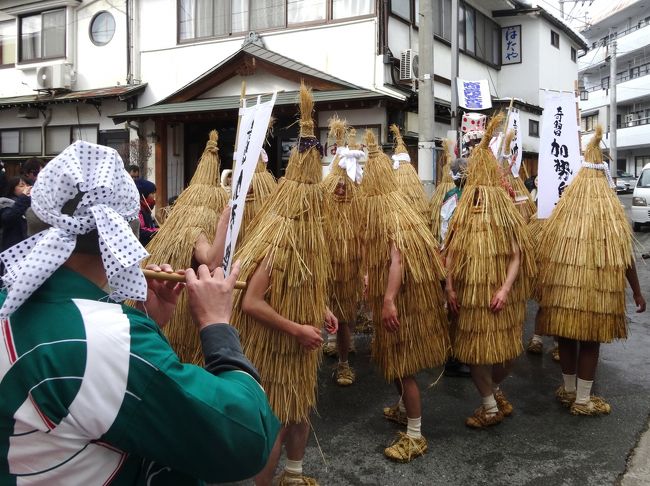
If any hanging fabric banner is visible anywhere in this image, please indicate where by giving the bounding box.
[457,79,492,110]
[508,109,523,177]
[537,92,581,219]
[222,92,277,274]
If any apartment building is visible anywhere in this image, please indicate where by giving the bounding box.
[578,0,650,177]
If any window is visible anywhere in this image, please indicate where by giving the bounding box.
[179,0,373,40]
[0,21,16,67]
[390,0,411,21]
[0,130,19,154]
[0,128,41,155]
[601,76,610,90]
[453,3,499,66]
[19,9,65,62]
[72,125,98,145]
[464,4,475,54]
[571,46,576,62]
[529,119,539,137]
[45,126,70,155]
[551,29,559,48]
[89,11,116,46]
[580,90,589,101]
[635,155,650,177]
[581,114,598,132]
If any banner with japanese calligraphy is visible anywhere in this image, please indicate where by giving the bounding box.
[222,93,277,275]
[502,25,522,65]
[507,110,523,177]
[537,92,581,219]
[457,79,492,110]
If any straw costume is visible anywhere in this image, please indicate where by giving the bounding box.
[322,117,364,386]
[390,125,429,223]
[537,126,645,415]
[500,130,537,223]
[238,148,277,246]
[230,84,332,486]
[142,130,229,364]
[429,140,456,243]
[361,129,449,462]
[444,114,535,428]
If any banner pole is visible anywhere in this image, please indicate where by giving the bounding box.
[232,81,247,175]
[497,97,515,159]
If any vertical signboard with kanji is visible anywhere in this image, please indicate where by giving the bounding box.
[502,25,522,65]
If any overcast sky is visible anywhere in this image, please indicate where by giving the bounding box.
[530,0,635,31]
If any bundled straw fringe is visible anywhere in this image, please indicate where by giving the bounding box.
[444,113,536,364]
[500,128,537,222]
[537,125,632,342]
[429,139,456,242]
[238,155,278,246]
[231,84,330,424]
[322,117,363,322]
[143,130,228,364]
[390,124,430,222]
[361,130,449,382]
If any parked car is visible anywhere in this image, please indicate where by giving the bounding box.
[615,178,631,194]
[617,170,637,193]
[631,164,650,232]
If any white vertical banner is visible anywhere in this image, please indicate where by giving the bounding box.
[537,92,581,219]
[489,134,503,159]
[508,109,523,177]
[457,79,492,110]
[222,92,277,274]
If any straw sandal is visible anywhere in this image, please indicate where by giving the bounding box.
[494,390,513,417]
[322,342,338,357]
[465,406,504,429]
[570,396,611,416]
[384,432,427,463]
[335,362,355,386]
[276,471,319,486]
[555,385,576,408]
[526,338,543,354]
[383,403,408,425]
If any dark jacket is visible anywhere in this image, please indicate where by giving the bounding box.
[0,195,30,252]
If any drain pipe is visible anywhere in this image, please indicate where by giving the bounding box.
[40,107,52,157]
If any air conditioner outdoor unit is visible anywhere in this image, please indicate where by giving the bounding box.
[36,63,73,90]
[399,49,419,81]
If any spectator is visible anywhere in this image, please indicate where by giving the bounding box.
[221,169,232,196]
[128,164,141,180]
[0,176,31,255]
[135,178,158,246]
[0,141,279,484]
[21,158,43,185]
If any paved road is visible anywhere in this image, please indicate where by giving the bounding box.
[296,194,650,486]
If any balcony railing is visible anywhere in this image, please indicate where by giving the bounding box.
[589,18,650,49]
[582,65,650,93]
[618,116,650,128]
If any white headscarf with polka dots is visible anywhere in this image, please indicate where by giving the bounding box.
[0,141,149,318]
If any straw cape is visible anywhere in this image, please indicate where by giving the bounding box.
[230,84,330,424]
[537,126,632,342]
[361,130,449,382]
[238,150,277,246]
[429,140,456,242]
[501,130,537,223]
[322,117,363,323]
[142,130,228,364]
[390,124,430,222]
[444,114,535,365]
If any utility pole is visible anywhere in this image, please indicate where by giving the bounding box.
[418,0,435,194]
[609,39,617,172]
[450,0,459,144]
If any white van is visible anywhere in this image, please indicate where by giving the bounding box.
[632,163,650,232]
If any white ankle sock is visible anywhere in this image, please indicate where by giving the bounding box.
[575,378,593,405]
[406,417,422,439]
[397,398,406,413]
[285,459,303,475]
[482,394,498,415]
[327,333,336,344]
[492,384,501,394]
[562,373,577,393]
[532,334,543,344]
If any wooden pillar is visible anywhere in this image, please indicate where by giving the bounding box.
[154,119,168,212]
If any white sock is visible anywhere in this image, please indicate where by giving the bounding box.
[482,394,498,415]
[406,416,422,439]
[532,334,543,344]
[575,378,594,405]
[562,373,577,393]
[492,384,501,394]
[397,397,406,413]
[327,332,337,344]
[285,459,303,475]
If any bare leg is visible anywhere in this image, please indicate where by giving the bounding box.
[285,421,310,462]
[558,337,578,375]
[399,376,421,418]
[254,426,286,486]
[577,341,600,381]
[470,364,493,397]
[337,322,350,363]
[492,360,514,386]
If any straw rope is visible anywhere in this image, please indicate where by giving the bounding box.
[361,130,449,382]
[537,126,632,342]
[230,84,330,424]
[142,130,229,364]
[444,114,535,365]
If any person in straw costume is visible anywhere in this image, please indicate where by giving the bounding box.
[429,139,456,243]
[444,113,535,428]
[142,130,229,364]
[500,130,537,224]
[537,125,646,416]
[321,116,364,386]
[361,129,449,462]
[390,124,429,223]
[231,83,338,486]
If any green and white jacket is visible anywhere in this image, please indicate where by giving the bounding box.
[0,267,279,485]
